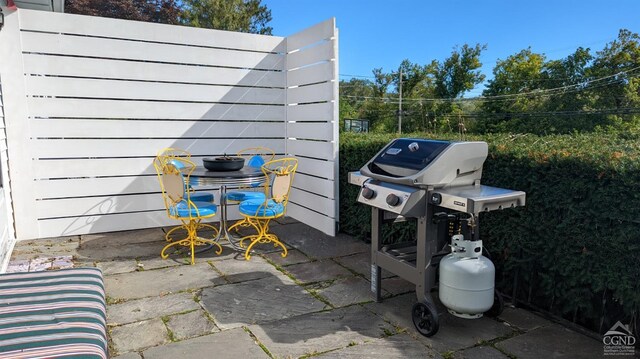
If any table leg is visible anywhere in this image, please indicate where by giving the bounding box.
[213,184,244,251]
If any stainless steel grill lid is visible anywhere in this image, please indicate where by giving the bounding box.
[360,138,488,188]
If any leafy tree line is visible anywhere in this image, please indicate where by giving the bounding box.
[341,29,640,135]
[64,0,272,34]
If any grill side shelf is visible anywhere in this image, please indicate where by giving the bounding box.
[431,185,526,214]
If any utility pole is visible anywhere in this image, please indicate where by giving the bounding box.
[398,68,403,134]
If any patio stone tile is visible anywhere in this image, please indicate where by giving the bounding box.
[107,292,199,325]
[200,275,326,330]
[110,318,169,354]
[97,260,138,276]
[261,249,312,267]
[316,276,378,307]
[248,306,397,359]
[136,256,183,271]
[76,241,164,262]
[112,352,142,359]
[454,345,509,359]
[81,228,165,247]
[315,334,441,358]
[270,222,369,260]
[333,252,394,279]
[381,276,415,297]
[284,259,353,284]
[143,328,269,359]
[364,293,514,353]
[495,325,602,359]
[498,307,553,331]
[11,237,80,260]
[210,256,283,283]
[105,263,225,300]
[165,309,219,340]
[273,216,300,225]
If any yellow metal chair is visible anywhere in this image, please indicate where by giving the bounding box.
[237,158,298,260]
[155,148,216,242]
[153,155,222,264]
[227,147,276,234]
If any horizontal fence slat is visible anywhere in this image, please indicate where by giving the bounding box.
[33,119,286,139]
[287,18,335,51]
[21,32,284,71]
[287,103,333,122]
[36,193,164,218]
[35,158,156,179]
[287,61,334,87]
[287,122,335,141]
[287,139,334,161]
[19,9,285,53]
[292,173,334,199]
[289,188,335,217]
[23,54,285,88]
[26,76,285,104]
[286,202,335,236]
[36,176,162,199]
[287,40,334,70]
[287,82,333,104]
[33,138,286,158]
[27,98,285,120]
[295,157,335,180]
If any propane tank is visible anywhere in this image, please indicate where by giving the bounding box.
[439,234,495,319]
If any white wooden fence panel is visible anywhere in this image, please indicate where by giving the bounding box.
[23,54,285,88]
[27,77,285,104]
[32,120,286,139]
[27,98,285,121]
[285,18,338,236]
[0,9,337,239]
[21,32,284,71]
[19,9,286,53]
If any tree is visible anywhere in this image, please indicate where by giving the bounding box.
[433,44,487,99]
[65,0,182,24]
[182,0,273,34]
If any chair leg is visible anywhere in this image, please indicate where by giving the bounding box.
[161,219,223,265]
[243,218,287,261]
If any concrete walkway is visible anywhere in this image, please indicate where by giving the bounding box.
[9,219,604,359]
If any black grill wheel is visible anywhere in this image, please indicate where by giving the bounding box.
[411,301,439,337]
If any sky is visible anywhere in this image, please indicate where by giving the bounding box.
[264,0,640,95]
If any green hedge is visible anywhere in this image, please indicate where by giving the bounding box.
[338,132,640,333]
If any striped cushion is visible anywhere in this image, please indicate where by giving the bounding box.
[0,268,107,359]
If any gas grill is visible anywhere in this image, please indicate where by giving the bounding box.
[349,138,526,337]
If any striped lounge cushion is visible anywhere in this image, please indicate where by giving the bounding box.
[0,268,107,359]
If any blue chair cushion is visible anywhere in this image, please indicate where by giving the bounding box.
[247,155,265,168]
[239,199,285,217]
[170,201,217,218]
[190,192,214,202]
[226,191,266,202]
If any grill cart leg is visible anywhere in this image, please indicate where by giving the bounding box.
[371,208,383,302]
[413,210,440,337]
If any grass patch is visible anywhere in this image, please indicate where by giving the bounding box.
[161,316,178,342]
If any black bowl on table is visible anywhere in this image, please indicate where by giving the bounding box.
[203,156,245,171]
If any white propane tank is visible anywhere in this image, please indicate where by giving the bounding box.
[439,234,495,319]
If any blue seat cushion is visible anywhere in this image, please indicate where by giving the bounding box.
[170,200,217,218]
[190,192,214,202]
[239,199,285,217]
[226,191,266,202]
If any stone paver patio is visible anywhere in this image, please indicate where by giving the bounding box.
[9,219,604,359]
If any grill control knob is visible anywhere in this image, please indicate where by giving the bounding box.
[386,194,402,206]
[361,187,376,200]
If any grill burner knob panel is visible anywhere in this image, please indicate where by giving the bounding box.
[386,194,402,206]
[362,187,376,200]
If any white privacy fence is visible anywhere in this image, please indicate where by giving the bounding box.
[0,8,338,243]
